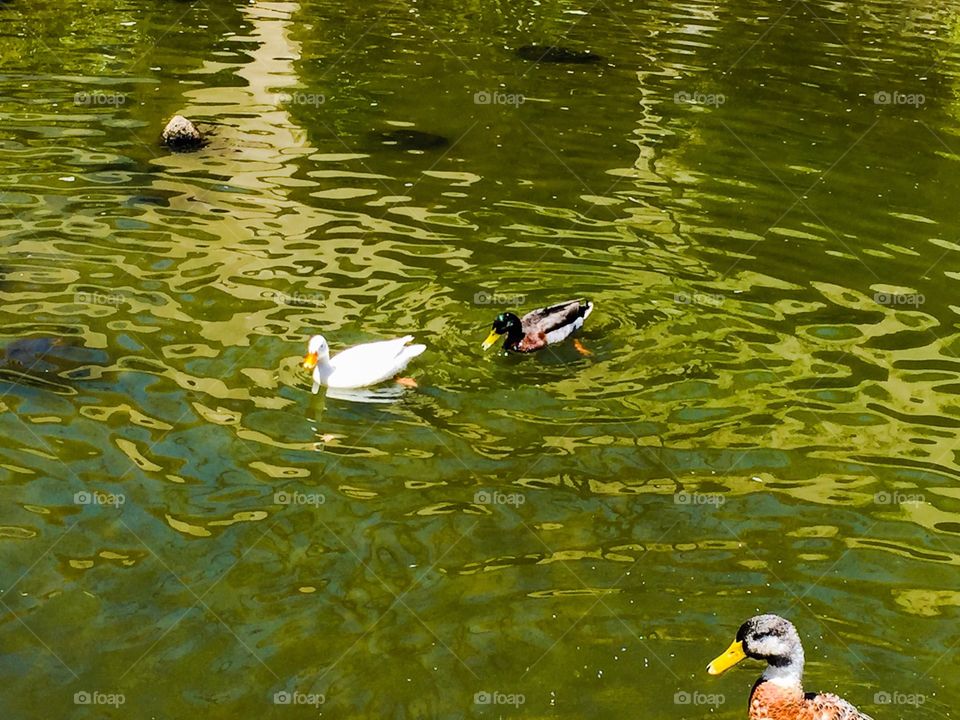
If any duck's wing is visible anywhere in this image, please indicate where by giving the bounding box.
[520,299,593,345]
[328,337,425,388]
[805,692,873,720]
[331,337,414,365]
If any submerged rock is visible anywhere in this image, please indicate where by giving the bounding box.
[515,45,605,64]
[374,129,449,151]
[161,115,205,151]
[0,336,107,378]
[124,194,171,208]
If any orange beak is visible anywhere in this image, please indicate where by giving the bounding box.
[303,352,318,371]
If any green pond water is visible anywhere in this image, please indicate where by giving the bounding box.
[1,0,959,717]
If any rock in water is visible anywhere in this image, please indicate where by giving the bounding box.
[161,115,204,151]
[0,336,107,377]
[515,45,605,64]
[374,129,449,151]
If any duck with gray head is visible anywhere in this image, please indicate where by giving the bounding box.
[707,614,874,720]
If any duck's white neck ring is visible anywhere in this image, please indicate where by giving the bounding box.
[761,657,804,688]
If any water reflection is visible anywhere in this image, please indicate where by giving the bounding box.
[324,385,409,404]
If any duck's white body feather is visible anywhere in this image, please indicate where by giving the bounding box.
[543,301,592,345]
[310,335,425,391]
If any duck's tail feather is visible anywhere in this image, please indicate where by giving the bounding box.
[403,343,427,360]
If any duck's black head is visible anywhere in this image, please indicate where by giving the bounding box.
[482,312,522,350]
[492,312,521,334]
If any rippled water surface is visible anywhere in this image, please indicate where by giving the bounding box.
[1,0,959,717]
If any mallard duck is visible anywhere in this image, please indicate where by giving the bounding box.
[481,299,593,353]
[707,614,874,720]
[302,335,425,392]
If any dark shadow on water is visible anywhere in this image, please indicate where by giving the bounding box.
[369,129,450,151]
[514,44,606,64]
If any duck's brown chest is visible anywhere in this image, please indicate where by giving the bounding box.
[749,683,856,720]
[749,682,806,720]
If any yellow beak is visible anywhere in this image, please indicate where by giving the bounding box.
[707,639,747,675]
[303,352,318,371]
[481,330,500,351]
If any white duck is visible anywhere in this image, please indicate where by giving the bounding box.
[302,334,426,392]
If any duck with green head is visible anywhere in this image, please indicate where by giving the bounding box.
[481,299,593,353]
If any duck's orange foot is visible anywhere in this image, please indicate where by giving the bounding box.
[573,339,592,356]
[396,376,418,388]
